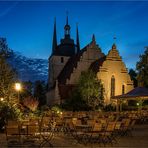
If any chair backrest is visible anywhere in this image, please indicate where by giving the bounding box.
[29,119,39,126]
[56,118,63,126]
[93,123,102,132]
[28,124,39,135]
[7,120,19,126]
[76,119,82,125]
[41,116,51,127]
[5,121,20,141]
[68,122,75,131]
[6,125,20,135]
[65,118,72,124]
[130,120,136,128]
[114,122,122,130]
[100,119,107,125]
[72,118,78,125]
[106,122,116,132]
[122,118,131,127]
[87,120,95,126]
[6,120,20,134]
[50,121,56,132]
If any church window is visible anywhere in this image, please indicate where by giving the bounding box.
[61,57,64,63]
[122,85,125,94]
[111,75,115,97]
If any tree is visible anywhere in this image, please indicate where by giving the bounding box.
[0,38,13,58]
[21,81,33,99]
[0,38,22,130]
[78,70,104,110]
[62,88,90,111]
[129,68,138,87]
[23,96,39,112]
[136,47,148,87]
[34,81,47,107]
[0,38,17,103]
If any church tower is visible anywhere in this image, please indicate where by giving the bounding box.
[48,15,79,90]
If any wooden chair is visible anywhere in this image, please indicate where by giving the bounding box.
[99,121,116,146]
[120,118,131,136]
[22,122,40,145]
[5,120,21,144]
[84,123,103,144]
[39,121,56,147]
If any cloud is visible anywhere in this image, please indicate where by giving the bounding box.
[0,2,19,18]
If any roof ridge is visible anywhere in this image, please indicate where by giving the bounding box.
[58,47,87,84]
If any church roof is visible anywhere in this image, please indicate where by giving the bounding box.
[58,45,88,84]
[51,16,79,57]
[106,43,122,61]
[57,35,106,85]
[53,42,76,56]
[112,87,148,100]
[89,56,106,73]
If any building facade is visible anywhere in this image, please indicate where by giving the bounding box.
[46,17,133,105]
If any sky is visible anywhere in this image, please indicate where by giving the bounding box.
[0,1,148,70]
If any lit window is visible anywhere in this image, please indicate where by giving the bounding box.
[111,75,115,97]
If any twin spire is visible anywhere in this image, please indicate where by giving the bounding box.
[52,18,57,54]
[52,14,80,54]
[76,23,80,52]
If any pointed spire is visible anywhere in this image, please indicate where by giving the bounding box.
[76,23,80,53]
[112,36,117,49]
[66,11,69,25]
[92,34,95,42]
[52,17,57,54]
[64,11,70,37]
[112,43,116,49]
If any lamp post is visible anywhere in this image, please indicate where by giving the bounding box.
[15,83,21,102]
[0,97,4,102]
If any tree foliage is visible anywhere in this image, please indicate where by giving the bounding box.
[136,47,148,87]
[128,68,138,87]
[0,38,13,58]
[23,96,39,112]
[78,70,104,110]
[0,38,22,130]
[62,88,90,111]
[0,38,17,103]
[34,80,47,107]
[21,81,33,99]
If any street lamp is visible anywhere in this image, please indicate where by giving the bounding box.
[15,82,21,102]
[0,97,4,101]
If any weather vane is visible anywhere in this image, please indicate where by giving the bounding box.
[113,36,117,43]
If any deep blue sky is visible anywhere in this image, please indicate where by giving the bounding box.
[0,1,148,69]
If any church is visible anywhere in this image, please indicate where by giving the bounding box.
[46,16,133,106]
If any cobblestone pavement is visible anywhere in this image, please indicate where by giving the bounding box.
[0,124,148,148]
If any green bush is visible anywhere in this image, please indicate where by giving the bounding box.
[104,104,116,112]
[0,102,23,132]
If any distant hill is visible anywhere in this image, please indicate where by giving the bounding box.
[7,52,48,82]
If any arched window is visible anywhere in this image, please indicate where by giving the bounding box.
[122,85,125,94]
[111,75,115,97]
